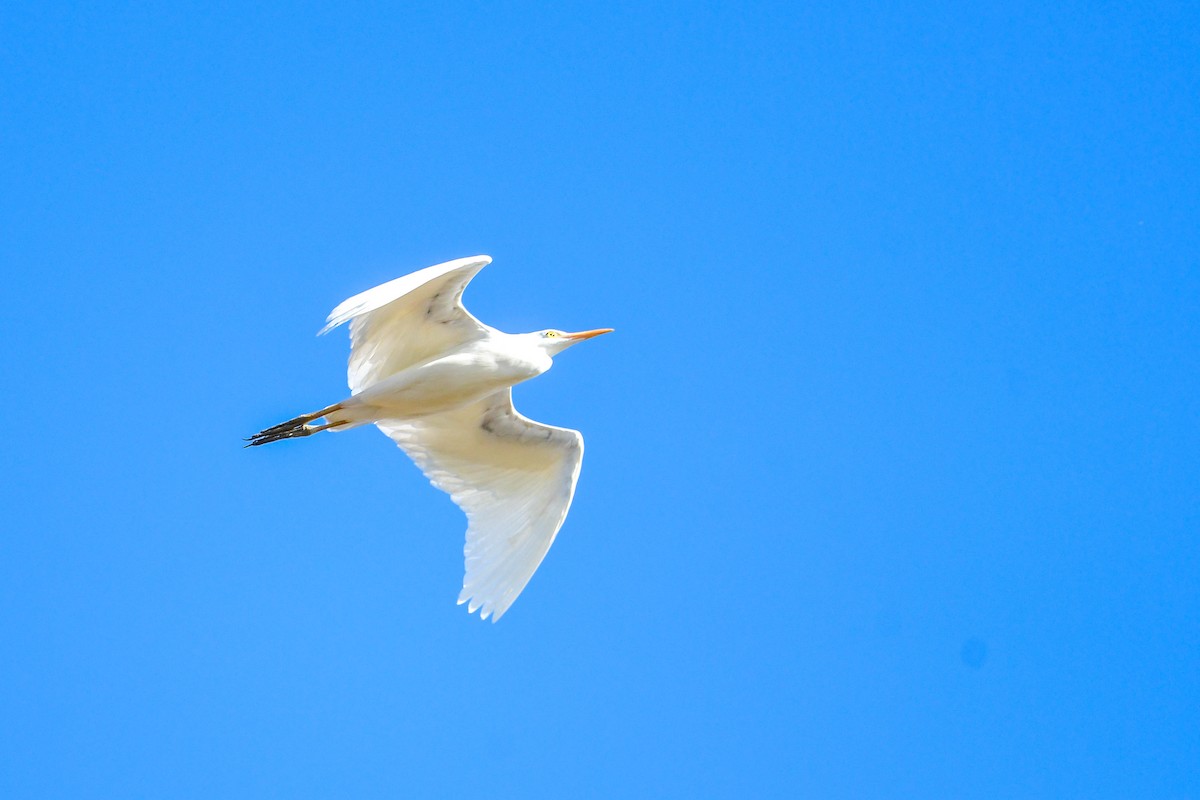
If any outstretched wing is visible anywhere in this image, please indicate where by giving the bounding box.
[320,255,493,394]
[375,389,585,621]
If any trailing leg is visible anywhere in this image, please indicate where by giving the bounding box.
[244,403,344,447]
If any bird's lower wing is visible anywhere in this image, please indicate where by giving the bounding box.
[375,390,584,621]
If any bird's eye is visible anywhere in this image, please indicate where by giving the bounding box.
[543,331,558,338]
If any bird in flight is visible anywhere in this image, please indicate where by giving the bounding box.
[247,255,612,621]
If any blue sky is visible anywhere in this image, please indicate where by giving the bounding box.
[2,1,1197,797]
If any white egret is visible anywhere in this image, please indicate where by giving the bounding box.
[247,256,612,621]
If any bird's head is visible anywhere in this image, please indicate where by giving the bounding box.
[532,327,614,355]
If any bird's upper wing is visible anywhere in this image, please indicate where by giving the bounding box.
[375,389,585,621]
[319,256,493,394]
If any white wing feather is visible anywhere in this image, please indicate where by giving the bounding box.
[320,255,493,394]
[376,390,584,621]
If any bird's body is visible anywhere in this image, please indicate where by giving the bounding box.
[333,332,551,424]
[247,256,611,621]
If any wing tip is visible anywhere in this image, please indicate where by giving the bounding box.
[442,254,492,272]
[458,591,510,622]
[318,299,359,335]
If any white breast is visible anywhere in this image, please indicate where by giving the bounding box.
[351,338,549,418]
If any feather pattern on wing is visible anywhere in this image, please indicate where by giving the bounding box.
[320,256,493,394]
[375,389,584,621]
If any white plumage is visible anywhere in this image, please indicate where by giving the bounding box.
[248,255,612,621]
